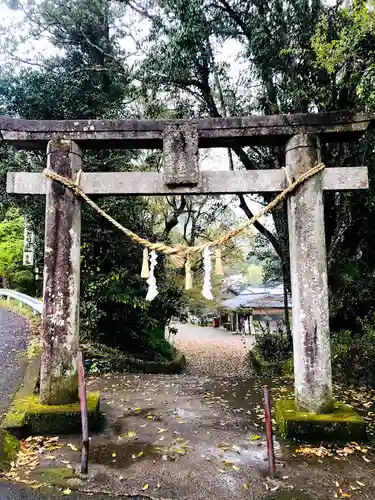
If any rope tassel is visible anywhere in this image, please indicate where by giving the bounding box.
[146,251,158,301]
[215,248,224,276]
[185,255,193,290]
[141,248,149,278]
[202,247,213,300]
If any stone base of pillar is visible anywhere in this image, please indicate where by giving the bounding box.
[40,374,79,406]
[2,357,101,436]
[275,399,366,443]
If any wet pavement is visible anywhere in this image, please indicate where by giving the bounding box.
[7,372,372,500]
[1,322,375,499]
[0,480,144,499]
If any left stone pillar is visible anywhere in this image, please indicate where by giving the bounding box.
[40,140,81,405]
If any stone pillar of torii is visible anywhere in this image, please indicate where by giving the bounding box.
[3,112,369,408]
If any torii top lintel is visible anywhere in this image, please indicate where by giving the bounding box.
[0,111,374,150]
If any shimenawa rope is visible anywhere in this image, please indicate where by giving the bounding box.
[42,162,325,268]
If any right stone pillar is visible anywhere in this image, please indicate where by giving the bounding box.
[286,134,333,413]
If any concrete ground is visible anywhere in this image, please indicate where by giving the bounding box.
[5,323,373,500]
[2,321,375,499]
[0,480,143,499]
[18,371,374,500]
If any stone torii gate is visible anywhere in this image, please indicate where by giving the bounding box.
[3,112,369,416]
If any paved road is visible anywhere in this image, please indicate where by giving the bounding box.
[172,322,253,341]
[0,308,28,419]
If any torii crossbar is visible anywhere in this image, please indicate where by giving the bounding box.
[2,111,370,410]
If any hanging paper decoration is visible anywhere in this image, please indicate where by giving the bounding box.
[141,247,149,278]
[185,255,193,290]
[202,247,213,300]
[145,250,158,301]
[215,248,224,276]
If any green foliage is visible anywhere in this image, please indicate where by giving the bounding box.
[253,332,292,363]
[3,0,375,361]
[312,0,375,110]
[245,264,263,286]
[0,208,34,292]
[134,0,375,335]
[0,0,186,361]
[331,314,375,386]
[82,340,184,375]
[249,350,293,377]
[145,327,175,361]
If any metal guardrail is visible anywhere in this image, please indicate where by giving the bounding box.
[0,288,43,315]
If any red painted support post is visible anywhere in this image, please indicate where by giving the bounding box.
[77,351,89,474]
[263,385,276,477]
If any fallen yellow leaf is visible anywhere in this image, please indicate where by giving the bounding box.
[243,483,249,490]
[142,483,149,491]
[126,431,137,438]
[62,488,72,495]
[250,435,261,441]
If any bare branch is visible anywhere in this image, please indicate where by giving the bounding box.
[238,194,283,258]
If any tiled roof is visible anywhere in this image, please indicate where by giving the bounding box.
[220,292,291,310]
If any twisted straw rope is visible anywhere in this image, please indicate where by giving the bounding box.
[43,162,325,267]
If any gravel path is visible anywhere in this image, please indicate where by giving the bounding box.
[0,308,28,419]
[173,323,253,377]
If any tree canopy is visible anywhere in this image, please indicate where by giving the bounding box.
[0,0,375,343]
